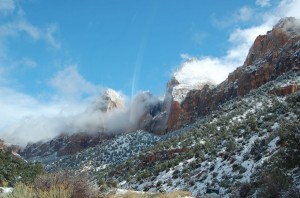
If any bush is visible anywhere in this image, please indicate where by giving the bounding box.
[286,91,300,107]
[278,121,300,168]
[32,172,98,198]
[282,187,300,198]
[258,168,292,198]
[239,183,252,198]
[0,150,44,187]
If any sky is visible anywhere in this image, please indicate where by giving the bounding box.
[1,0,300,145]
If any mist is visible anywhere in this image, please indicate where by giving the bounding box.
[2,90,162,147]
[279,17,300,34]
[0,66,162,147]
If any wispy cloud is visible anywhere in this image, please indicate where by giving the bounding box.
[45,24,61,49]
[0,0,15,13]
[256,0,271,7]
[49,66,101,99]
[235,6,253,22]
[0,1,61,49]
[0,19,61,49]
[212,6,254,28]
[192,32,208,45]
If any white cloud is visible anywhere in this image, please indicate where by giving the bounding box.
[0,19,61,48]
[17,20,41,40]
[0,0,15,13]
[49,65,101,99]
[256,0,271,7]
[0,87,60,131]
[0,77,161,146]
[45,24,61,49]
[175,0,300,87]
[236,6,253,22]
[277,0,300,18]
[0,67,103,146]
[174,57,234,85]
[212,6,254,28]
[19,58,37,69]
[192,32,208,45]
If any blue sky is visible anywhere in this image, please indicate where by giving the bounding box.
[1,0,300,144]
[1,0,273,97]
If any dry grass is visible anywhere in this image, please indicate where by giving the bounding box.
[2,182,71,198]
[109,190,192,198]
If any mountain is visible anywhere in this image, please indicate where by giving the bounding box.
[15,17,300,197]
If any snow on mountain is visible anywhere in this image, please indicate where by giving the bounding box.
[88,88,124,113]
[170,58,217,103]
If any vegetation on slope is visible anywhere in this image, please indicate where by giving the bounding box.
[0,148,43,187]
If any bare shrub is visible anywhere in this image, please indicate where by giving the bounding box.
[33,171,98,198]
[239,182,252,198]
[258,168,292,198]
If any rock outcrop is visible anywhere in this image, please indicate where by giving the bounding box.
[269,84,300,96]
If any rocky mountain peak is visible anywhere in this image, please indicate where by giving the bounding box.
[90,88,124,113]
[273,17,300,36]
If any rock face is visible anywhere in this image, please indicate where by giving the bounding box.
[165,76,215,132]
[269,84,300,96]
[158,17,300,132]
